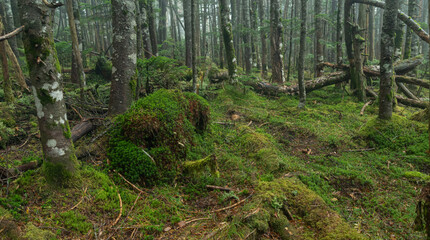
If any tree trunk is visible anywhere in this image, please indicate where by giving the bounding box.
[379,0,399,120]
[298,0,307,108]
[315,0,323,77]
[19,0,79,186]
[5,40,28,92]
[337,0,344,65]
[0,17,13,104]
[109,0,137,115]
[270,0,285,84]
[219,0,238,83]
[368,6,375,61]
[3,0,19,62]
[140,0,152,59]
[147,0,158,56]
[242,0,252,74]
[258,0,268,77]
[66,0,86,99]
[191,0,197,92]
[158,0,167,45]
[184,0,192,67]
[286,1,295,82]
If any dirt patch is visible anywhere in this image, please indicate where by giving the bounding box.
[330,176,372,200]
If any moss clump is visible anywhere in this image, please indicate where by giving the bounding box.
[62,122,72,139]
[57,211,92,234]
[184,154,219,177]
[359,115,428,154]
[24,223,56,240]
[109,89,211,185]
[404,171,430,181]
[107,140,157,185]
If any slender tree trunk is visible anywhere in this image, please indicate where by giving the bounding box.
[315,0,323,77]
[109,0,137,115]
[379,0,399,120]
[191,0,197,92]
[66,0,86,99]
[158,0,167,45]
[184,0,192,67]
[0,17,13,104]
[337,0,344,65]
[298,0,307,108]
[258,0,268,77]
[219,0,238,83]
[147,0,158,56]
[3,0,19,62]
[286,1,294,82]
[270,0,285,84]
[201,0,208,57]
[140,0,152,59]
[368,6,375,61]
[242,0,252,73]
[19,0,79,186]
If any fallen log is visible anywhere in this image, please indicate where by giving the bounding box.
[319,57,423,77]
[0,161,38,181]
[247,71,349,96]
[62,68,92,74]
[396,96,428,109]
[397,82,419,101]
[71,120,96,142]
[396,76,430,89]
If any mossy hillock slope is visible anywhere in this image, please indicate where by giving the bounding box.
[108,89,211,185]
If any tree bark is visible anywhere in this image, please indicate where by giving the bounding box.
[158,0,167,45]
[184,0,192,67]
[147,0,158,56]
[219,0,238,83]
[270,0,285,84]
[298,0,307,108]
[242,0,252,74]
[191,0,197,92]
[66,0,86,99]
[0,17,13,103]
[258,0,268,77]
[19,0,79,185]
[109,0,137,115]
[5,40,28,92]
[379,0,399,120]
[315,0,323,77]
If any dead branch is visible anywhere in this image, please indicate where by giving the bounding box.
[70,187,88,210]
[0,26,24,42]
[360,101,373,116]
[211,193,253,213]
[110,193,123,228]
[206,185,234,192]
[113,170,149,194]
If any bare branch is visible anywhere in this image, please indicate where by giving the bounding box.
[0,26,24,42]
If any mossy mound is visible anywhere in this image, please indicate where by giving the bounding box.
[245,178,365,240]
[0,104,17,149]
[359,115,428,155]
[109,89,210,185]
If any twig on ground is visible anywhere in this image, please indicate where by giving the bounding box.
[211,193,253,213]
[110,193,123,227]
[206,185,234,192]
[345,148,376,152]
[244,229,256,239]
[201,222,228,240]
[71,105,84,120]
[113,170,149,194]
[142,149,156,165]
[70,187,88,210]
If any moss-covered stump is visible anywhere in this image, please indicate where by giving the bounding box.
[241,178,365,240]
[359,114,428,155]
[108,89,210,185]
[94,56,112,81]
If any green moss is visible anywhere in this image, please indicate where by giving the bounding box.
[403,171,430,181]
[24,223,56,240]
[58,211,92,234]
[108,89,211,184]
[359,115,428,154]
[184,154,219,177]
[43,161,78,187]
[62,122,72,139]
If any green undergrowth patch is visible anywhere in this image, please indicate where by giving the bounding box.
[359,114,428,155]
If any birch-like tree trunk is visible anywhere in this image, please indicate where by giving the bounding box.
[242,0,252,74]
[19,0,79,185]
[219,0,238,83]
[258,0,268,77]
[109,0,137,115]
[315,0,323,77]
[270,0,285,84]
[379,0,399,120]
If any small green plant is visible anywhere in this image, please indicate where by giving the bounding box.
[58,211,92,234]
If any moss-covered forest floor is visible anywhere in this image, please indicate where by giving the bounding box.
[0,76,429,239]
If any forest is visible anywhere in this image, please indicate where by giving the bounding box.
[0,0,430,239]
